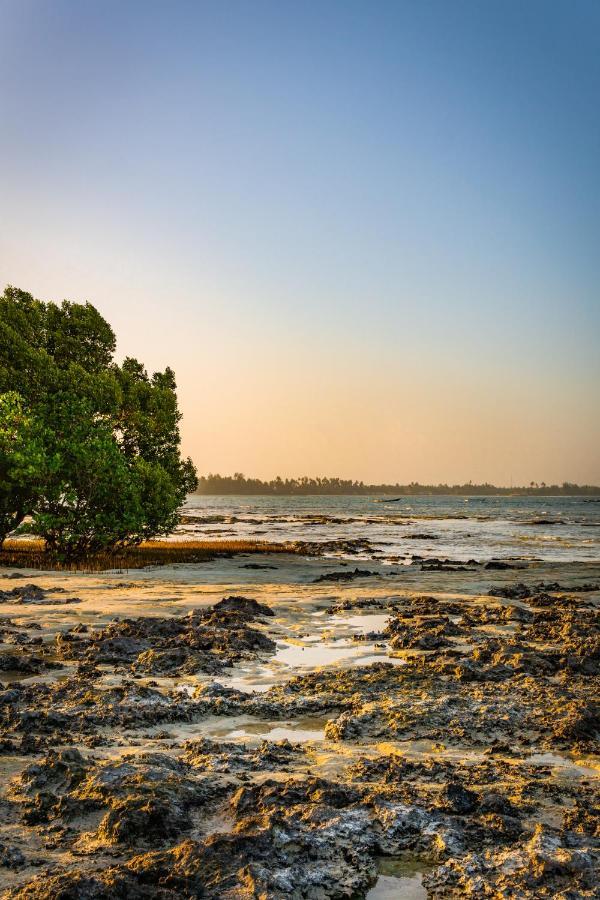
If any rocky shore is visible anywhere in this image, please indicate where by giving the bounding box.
[0,553,598,898]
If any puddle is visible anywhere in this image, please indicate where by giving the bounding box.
[214,675,274,694]
[354,653,406,667]
[329,613,390,633]
[223,724,324,743]
[214,634,405,693]
[525,752,599,777]
[274,641,368,668]
[372,740,483,763]
[143,715,327,745]
[0,670,38,683]
[273,640,407,669]
[367,857,430,899]
[212,716,327,743]
[198,809,235,837]
[367,874,426,899]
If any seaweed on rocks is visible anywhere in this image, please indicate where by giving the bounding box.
[0,585,81,606]
[314,568,377,583]
[50,597,277,676]
[1,566,600,898]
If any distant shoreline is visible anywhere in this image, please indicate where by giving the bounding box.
[194,478,600,498]
[194,492,600,497]
[193,492,600,497]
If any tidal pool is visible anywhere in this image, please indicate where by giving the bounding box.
[366,856,430,899]
[273,639,405,669]
[525,752,599,777]
[328,613,390,633]
[223,724,325,743]
[213,670,276,693]
[274,640,372,668]
[355,654,406,666]
[217,716,327,743]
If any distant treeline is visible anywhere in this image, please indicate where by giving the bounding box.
[196,474,600,496]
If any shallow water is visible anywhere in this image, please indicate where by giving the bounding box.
[213,671,276,693]
[366,857,430,899]
[180,494,600,562]
[357,654,406,666]
[329,613,390,633]
[214,634,403,695]
[525,752,599,777]
[274,640,373,668]
[366,873,426,899]
[221,722,325,743]
[213,651,405,700]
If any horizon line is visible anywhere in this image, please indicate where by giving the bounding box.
[195,474,600,492]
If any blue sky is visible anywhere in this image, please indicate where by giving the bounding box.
[1,0,598,482]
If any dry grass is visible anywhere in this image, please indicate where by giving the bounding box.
[0,538,292,572]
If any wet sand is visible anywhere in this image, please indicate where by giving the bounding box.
[0,553,598,897]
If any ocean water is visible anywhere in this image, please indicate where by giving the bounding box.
[179,495,600,563]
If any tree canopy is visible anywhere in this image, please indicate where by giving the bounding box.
[0,286,197,559]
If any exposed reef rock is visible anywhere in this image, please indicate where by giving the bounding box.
[314,568,377,583]
[51,596,276,676]
[0,570,599,898]
[0,585,81,606]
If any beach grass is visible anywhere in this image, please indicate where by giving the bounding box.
[0,538,292,572]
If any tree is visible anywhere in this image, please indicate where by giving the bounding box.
[0,393,47,545]
[32,398,144,559]
[0,286,197,560]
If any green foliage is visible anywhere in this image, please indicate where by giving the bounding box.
[44,299,116,372]
[0,285,197,559]
[0,392,47,543]
[34,398,144,558]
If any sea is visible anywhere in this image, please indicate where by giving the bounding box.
[179,494,600,563]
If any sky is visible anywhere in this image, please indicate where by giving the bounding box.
[1,0,599,485]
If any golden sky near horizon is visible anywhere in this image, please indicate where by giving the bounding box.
[176,336,599,486]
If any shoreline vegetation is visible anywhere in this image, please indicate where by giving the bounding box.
[0,538,292,572]
[1,286,197,563]
[196,474,600,496]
